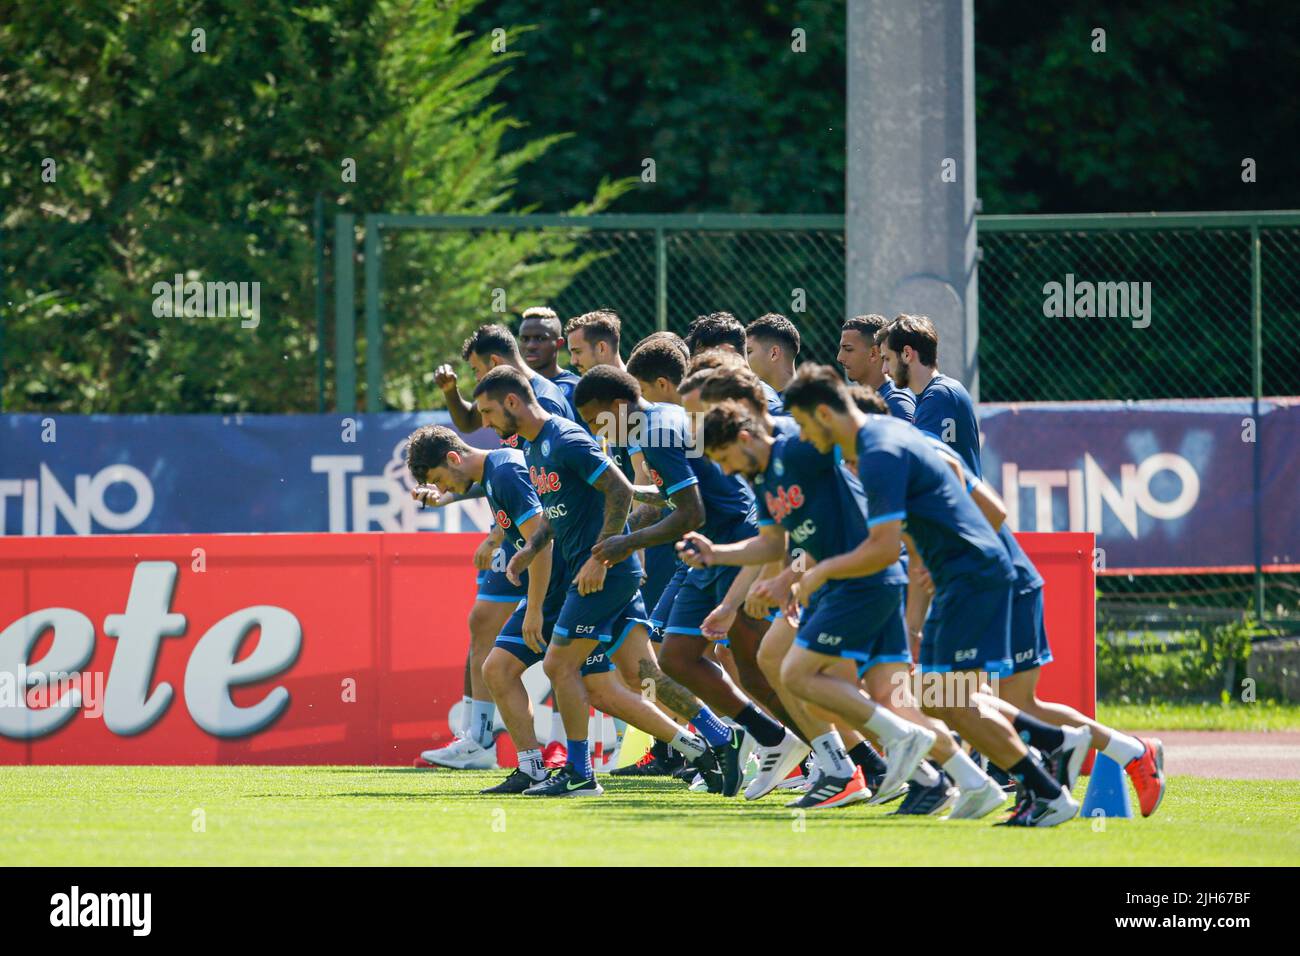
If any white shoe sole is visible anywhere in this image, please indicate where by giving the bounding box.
[876,728,936,800]
[419,749,497,770]
[1032,793,1080,827]
[745,738,813,801]
[946,781,1010,820]
[866,779,910,806]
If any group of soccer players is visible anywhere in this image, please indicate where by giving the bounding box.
[405,307,1166,826]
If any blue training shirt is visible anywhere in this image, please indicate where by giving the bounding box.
[879,379,916,423]
[854,415,1012,591]
[626,402,757,546]
[761,381,785,416]
[755,433,906,586]
[480,446,570,587]
[545,368,582,408]
[524,415,641,577]
[912,372,981,480]
[915,431,1042,593]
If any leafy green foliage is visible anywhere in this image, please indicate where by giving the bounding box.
[0,0,626,412]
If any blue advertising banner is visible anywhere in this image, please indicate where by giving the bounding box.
[3,400,1297,571]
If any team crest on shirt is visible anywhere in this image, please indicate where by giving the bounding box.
[541,439,552,457]
[764,484,804,522]
[484,480,493,497]
[773,457,785,477]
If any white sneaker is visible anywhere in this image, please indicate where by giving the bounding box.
[866,778,911,806]
[1049,725,1092,794]
[945,777,1010,820]
[688,772,709,792]
[419,734,497,770]
[744,731,813,801]
[1001,788,1081,827]
[875,726,936,800]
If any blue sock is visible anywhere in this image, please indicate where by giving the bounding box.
[568,739,592,779]
[692,706,733,747]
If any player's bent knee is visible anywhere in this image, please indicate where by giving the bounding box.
[482,649,521,691]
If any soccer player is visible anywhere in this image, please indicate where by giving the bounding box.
[628,337,690,406]
[879,317,1167,817]
[472,366,722,797]
[837,314,915,422]
[564,309,627,375]
[880,314,976,466]
[564,311,678,650]
[518,306,581,405]
[571,365,802,797]
[744,313,800,396]
[684,312,784,414]
[694,400,1009,816]
[782,366,1080,826]
[423,323,578,768]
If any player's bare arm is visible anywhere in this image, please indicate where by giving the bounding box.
[594,483,704,566]
[435,363,482,432]
[508,512,554,582]
[473,525,505,571]
[574,463,633,595]
[793,518,901,604]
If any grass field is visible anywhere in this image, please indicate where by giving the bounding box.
[2,765,1297,866]
[1096,700,1300,732]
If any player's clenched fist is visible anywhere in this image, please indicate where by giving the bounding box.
[574,556,608,595]
[472,535,498,571]
[412,484,448,508]
[433,363,459,391]
[676,531,713,569]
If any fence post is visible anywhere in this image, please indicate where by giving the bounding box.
[334,214,357,414]
[655,227,667,331]
[1251,224,1264,621]
[364,215,383,412]
[314,194,326,413]
[0,227,5,412]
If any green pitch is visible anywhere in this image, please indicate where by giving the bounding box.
[2,766,1297,866]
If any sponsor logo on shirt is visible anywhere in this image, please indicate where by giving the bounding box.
[494,509,512,530]
[763,484,805,523]
[530,466,563,495]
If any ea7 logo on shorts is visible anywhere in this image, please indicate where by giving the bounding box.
[575,624,596,634]
[494,509,512,530]
[585,651,606,667]
[1015,649,1035,663]
[815,632,842,646]
[763,484,804,523]
[954,648,978,662]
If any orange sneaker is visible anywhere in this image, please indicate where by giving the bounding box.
[542,741,568,769]
[1125,738,1166,817]
[788,766,871,810]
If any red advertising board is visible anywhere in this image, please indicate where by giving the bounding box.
[0,532,1094,765]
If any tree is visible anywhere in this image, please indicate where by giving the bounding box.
[0,0,627,412]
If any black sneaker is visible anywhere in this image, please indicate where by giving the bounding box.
[995,789,1079,827]
[610,748,686,777]
[480,768,545,795]
[523,766,604,797]
[891,772,960,816]
[710,729,748,798]
[690,749,724,794]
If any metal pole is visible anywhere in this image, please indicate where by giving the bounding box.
[0,228,5,412]
[655,228,667,331]
[314,194,326,413]
[847,0,979,394]
[334,214,357,414]
[364,216,383,412]
[1251,225,1264,621]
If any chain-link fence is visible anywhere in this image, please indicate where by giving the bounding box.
[337,211,1300,637]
